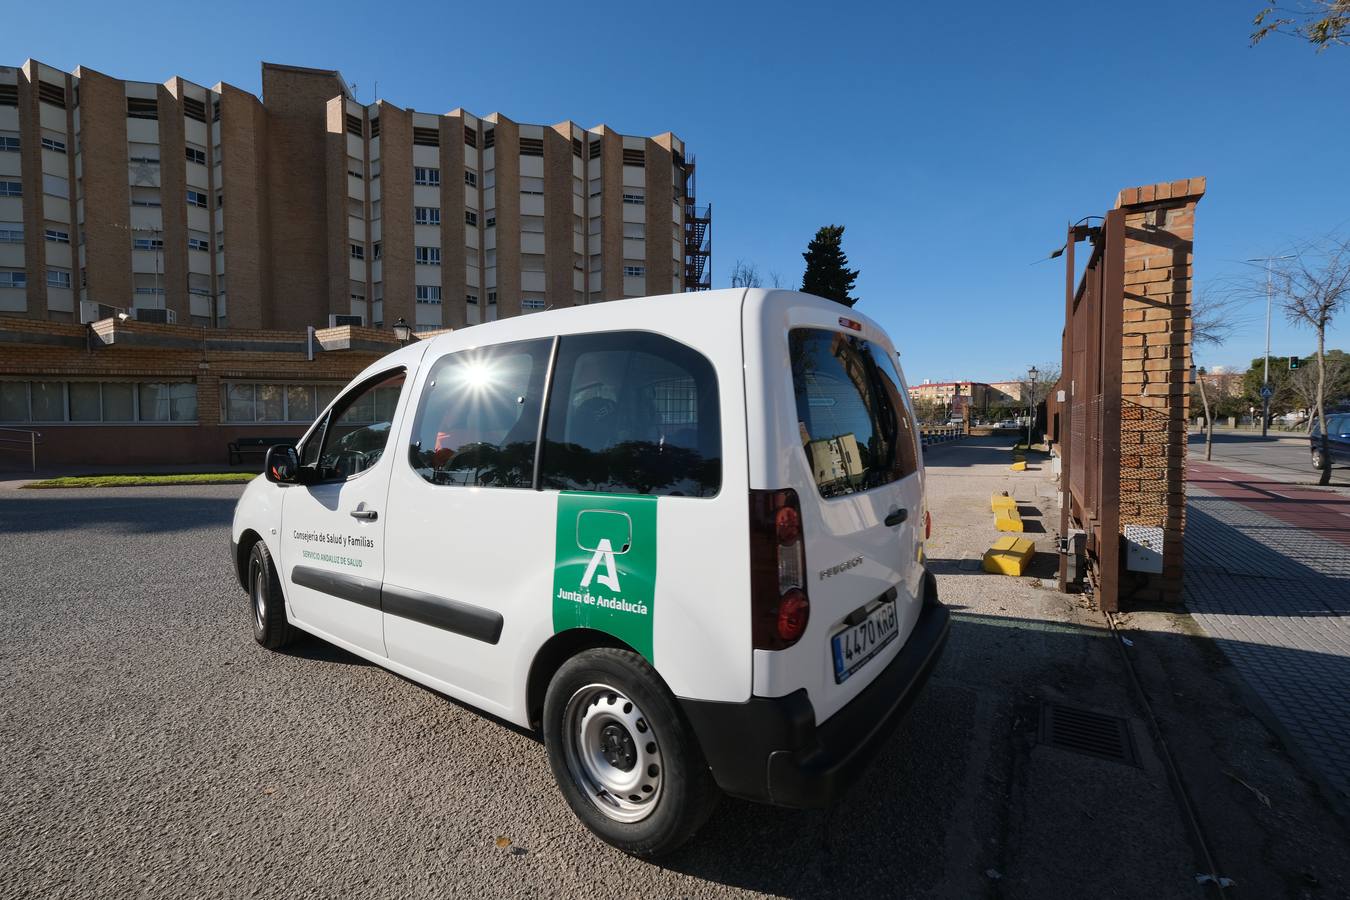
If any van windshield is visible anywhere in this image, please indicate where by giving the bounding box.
[789,328,919,498]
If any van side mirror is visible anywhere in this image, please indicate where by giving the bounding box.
[264,444,302,484]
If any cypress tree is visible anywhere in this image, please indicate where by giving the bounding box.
[800,225,860,307]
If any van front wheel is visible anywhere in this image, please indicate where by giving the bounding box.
[543,648,718,857]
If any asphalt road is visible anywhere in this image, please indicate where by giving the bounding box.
[0,484,979,899]
[1189,428,1348,485]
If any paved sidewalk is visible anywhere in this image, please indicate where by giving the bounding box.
[1185,458,1350,811]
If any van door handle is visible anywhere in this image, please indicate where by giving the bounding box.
[350,508,378,521]
[884,508,908,527]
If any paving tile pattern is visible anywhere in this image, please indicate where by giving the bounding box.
[1185,486,1350,807]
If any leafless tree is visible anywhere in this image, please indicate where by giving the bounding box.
[729,259,762,289]
[1269,236,1350,484]
[1191,286,1245,460]
[1252,1,1349,50]
[768,271,792,289]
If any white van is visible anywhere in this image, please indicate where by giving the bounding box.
[230,288,949,856]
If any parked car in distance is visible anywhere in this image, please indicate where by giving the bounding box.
[231,288,950,857]
[994,420,1021,431]
[1310,413,1350,472]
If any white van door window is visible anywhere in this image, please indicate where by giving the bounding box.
[789,329,917,497]
[540,331,721,498]
[281,369,407,657]
[406,339,552,487]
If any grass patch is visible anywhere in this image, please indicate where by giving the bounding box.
[24,473,256,489]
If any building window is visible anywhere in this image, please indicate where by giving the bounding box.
[215,191,223,208]
[186,190,208,208]
[222,382,339,424]
[588,140,602,160]
[464,169,477,187]
[41,136,66,153]
[185,146,206,165]
[623,222,645,240]
[182,96,207,123]
[485,212,496,229]
[0,85,17,107]
[487,291,497,304]
[345,113,363,136]
[414,206,441,226]
[622,148,645,167]
[484,170,496,189]
[464,127,478,148]
[520,176,545,196]
[128,152,159,165]
[483,128,495,149]
[623,190,645,205]
[0,136,19,153]
[521,215,544,234]
[519,137,544,157]
[416,285,442,304]
[465,210,478,227]
[45,228,71,244]
[416,246,441,266]
[369,117,380,138]
[521,298,546,311]
[126,97,158,120]
[624,266,646,277]
[522,253,545,272]
[0,271,26,288]
[188,237,209,252]
[0,380,198,424]
[373,242,382,260]
[47,269,72,288]
[132,237,163,251]
[414,166,440,186]
[0,224,22,243]
[413,126,440,147]
[0,180,20,197]
[348,166,364,180]
[350,243,365,260]
[465,293,478,305]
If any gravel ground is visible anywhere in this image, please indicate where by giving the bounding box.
[0,484,985,899]
[5,444,1342,898]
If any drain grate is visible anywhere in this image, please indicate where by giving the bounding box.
[1038,703,1137,766]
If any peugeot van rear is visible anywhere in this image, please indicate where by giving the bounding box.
[230,288,948,857]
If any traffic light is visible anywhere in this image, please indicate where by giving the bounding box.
[1289,356,1301,370]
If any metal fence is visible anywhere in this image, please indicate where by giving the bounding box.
[1058,210,1125,611]
[0,427,42,473]
[920,425,966,447]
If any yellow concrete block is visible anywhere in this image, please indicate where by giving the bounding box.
[1010,460,1027,472]
[995,512,1024,532]
[991,492,1017,512]
[983,536,1036,576]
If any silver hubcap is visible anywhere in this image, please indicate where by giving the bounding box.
[251,564,266,632]
[562,683,663,823]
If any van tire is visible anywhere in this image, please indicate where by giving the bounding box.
[247,541,295,650]
[543,647,719,857]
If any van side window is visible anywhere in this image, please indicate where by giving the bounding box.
[789,329,916,497]
[407,338,552,487]
[540,331,721,497]
[309,370,406,482]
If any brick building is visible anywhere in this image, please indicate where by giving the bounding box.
[0,59,710,469]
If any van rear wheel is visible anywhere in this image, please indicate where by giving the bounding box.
[543,647,718,857]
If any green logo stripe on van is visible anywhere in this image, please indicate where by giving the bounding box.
[552,492,657,662]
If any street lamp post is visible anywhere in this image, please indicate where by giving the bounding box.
[1247,254,1296,438]
[1026,366,1039,448]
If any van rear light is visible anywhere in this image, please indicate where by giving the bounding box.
[750,489,810,650]
[838,316,862,332]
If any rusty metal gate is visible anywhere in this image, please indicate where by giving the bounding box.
[1058,210,1124,611]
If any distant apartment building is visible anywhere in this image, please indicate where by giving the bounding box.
[0,59,711,331]
[906,380,1029,417]
[0,59,712,468]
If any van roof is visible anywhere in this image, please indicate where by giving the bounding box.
[421,288,887,355]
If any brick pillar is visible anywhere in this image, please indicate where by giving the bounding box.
[1116,177,1205,604]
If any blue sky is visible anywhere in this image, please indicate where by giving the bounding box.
[8,0,1349,382]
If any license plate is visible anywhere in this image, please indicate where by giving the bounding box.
[831,602,899,684]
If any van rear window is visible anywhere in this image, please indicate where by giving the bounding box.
[789,328,919,497]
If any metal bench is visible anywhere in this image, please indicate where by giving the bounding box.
[228,437,292,466]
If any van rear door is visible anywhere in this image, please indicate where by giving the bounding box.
[744,293,926,725]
